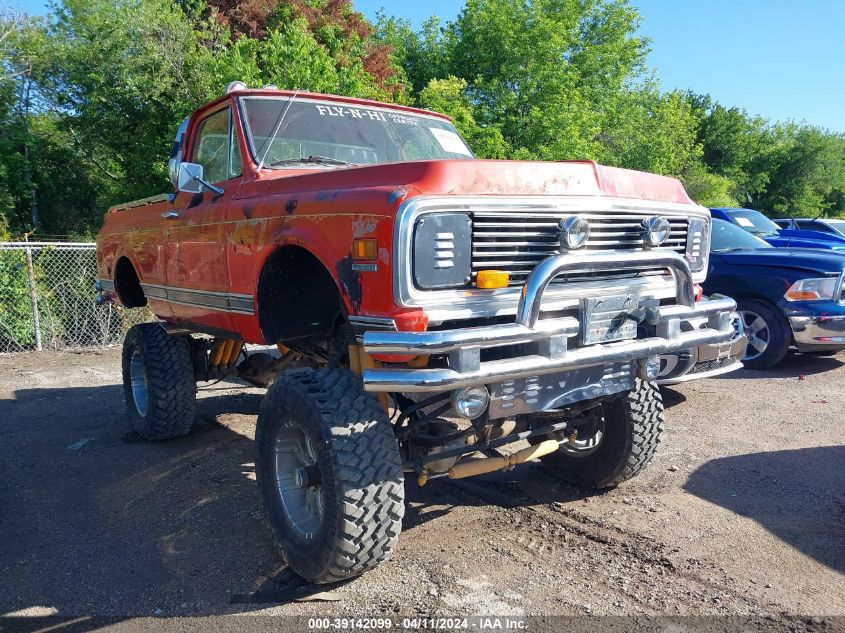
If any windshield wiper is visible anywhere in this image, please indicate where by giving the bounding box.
[269,155,358,167]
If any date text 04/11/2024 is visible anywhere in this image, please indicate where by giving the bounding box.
[306,617,528,630]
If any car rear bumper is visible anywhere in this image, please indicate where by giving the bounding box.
[362,251,737,393]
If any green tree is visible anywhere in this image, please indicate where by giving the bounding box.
[441,0,647,160]
[376,13,451,97]
[210,15,388,100]
[680,162,740,208]
[418,76,509,158]
[689,92,845,216]
[2,0,403,236]
[757,125,845,216]
[599,89,701,176]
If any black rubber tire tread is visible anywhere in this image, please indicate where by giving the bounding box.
[255,368,404,584]
[534,378,665,489]
[121,323,196,440]
[737,298,791,370]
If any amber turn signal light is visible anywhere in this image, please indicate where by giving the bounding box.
[476,270,509,289]
[352,238,378,260]
[785,291,821,301]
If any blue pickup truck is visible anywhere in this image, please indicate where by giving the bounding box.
[710,208,845,251]
[703,219,845,368]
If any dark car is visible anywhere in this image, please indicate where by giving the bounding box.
[703,219,845,368]
[710,207,845,251]
[775,217,845,237]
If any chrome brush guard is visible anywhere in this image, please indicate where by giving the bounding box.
[362,251,736,393]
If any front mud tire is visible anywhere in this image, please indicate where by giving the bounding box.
[121,323,196,440]
[255,368,404,584]
[534,378,665,489]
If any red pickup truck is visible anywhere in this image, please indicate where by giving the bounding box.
[96,84,737,583]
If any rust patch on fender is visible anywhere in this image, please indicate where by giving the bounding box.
[352,216,378,238]
[388,188,410,205]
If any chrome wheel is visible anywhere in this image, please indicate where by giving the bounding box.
[129,350,149,418]
[273,421,324,540]
[740,309,770,361]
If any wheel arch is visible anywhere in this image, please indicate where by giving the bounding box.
[114,254,147,308]
[257,244,347,343]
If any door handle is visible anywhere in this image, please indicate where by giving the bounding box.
[161,211,180,219]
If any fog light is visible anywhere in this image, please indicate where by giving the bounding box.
[637,355,661,381]
[451,385,490,419]
[640,216,672,247]
[558,216,591,250]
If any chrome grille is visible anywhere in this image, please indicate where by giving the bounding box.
[471,211,689,285]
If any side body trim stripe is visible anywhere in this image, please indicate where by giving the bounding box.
[139,283,255,315]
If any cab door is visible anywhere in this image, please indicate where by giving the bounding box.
[163,105,244,332]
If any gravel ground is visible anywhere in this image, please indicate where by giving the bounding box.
[1,349,843,628]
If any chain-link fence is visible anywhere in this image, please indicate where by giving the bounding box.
[0,241,153,354]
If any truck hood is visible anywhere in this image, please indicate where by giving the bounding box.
[770,229,845,246]
[764,234,845,250]
[716,248,845,275]
[254,159,697,206]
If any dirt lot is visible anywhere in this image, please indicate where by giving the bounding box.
[1,348,843,626]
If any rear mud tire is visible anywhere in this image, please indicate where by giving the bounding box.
[255,368,405,584]
[533,379,665,489]
[121,323,196,440]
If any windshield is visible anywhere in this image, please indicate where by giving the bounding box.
[240,97,474,168]
[711,219,773,252]
[826,219,845,236]
[724,209,781,237]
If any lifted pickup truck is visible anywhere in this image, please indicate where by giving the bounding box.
[96,84,737,583]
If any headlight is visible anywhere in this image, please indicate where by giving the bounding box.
[686,217,710,273]
[784,277,840,301]
[413,213,472,289]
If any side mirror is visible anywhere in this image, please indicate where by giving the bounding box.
[177,162,224,197]
[177,162,205,194]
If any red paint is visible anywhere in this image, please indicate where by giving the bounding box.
[96,90,701,344]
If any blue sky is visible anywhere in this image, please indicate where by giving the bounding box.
[10,0,845,132]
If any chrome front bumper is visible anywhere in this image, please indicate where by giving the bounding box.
[657,312,746,385]
[363,251,737,393]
